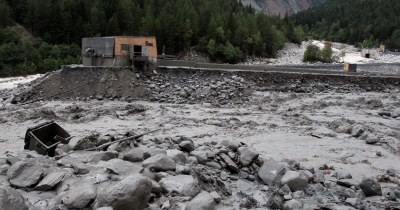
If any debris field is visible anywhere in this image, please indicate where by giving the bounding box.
[0,66,399,210]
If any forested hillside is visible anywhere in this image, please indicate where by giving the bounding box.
[241,0,326,15]
[292,0,400,49]
[0,0,306,76]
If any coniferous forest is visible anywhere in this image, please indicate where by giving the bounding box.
[292,0,400,49]
[0,0,306,76]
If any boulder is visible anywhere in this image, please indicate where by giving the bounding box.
[34,170,66,191]
[299,163,315,173]
[299,170,313,183]
[142,154,176,172]
[154,136,165,144]
[283,199,302,210]
[150,179,162,194]
[94,174,152,210]
[359,177,382,197]
[350,125,364,138]
[123,148,144,162]
[101,159,142,176]
[185,191,215,210]
[7,160,43,188]
[179,141,195,152]
[88,151,119,163]
[258,159,285,186]
[337,179,360,189]
[338,172,352,180]
[205,161,222,170]
[67,137,83,150]
[176,164,191,175]
[237,147,259,167]
[62,180,97,209]
[0,165,9,175]
[366,137,379,144]
[345,198,358,207]
[281,171,308,192]
[96,207,114,210]
[159,175,200,197]
[149,148,167,157]
[210,191,222,202]
[166,149,187,164]
[219,153,239,172]
[391,108,400,118]
[313,171,325,183]
[0,186,28,210]
[387,168,396,177]
[97,135,112,146]
[339,151,355,163]
[267,193,284,209]
[279,184,292,195]
[56,156,89,174]
[190,151,211,164]
[221,140,241,151]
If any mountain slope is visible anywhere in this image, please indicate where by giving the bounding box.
[241,0,327,15]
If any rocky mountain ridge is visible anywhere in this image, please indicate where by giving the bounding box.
[240,0,326,15]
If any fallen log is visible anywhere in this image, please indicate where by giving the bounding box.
[85,129,161,151]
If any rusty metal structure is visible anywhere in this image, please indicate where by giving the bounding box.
[82,36,158,70]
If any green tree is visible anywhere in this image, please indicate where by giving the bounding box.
[0,2,12,27]
[303,44,321,62]
[320,41,333,63]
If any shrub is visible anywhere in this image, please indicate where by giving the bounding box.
[303,44,321,62]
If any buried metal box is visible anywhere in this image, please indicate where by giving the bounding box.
[24,121,71,157]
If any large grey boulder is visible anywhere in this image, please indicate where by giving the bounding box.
[0,165,9,176]
[283,199,302,210]
[237,147,259,167]
[281,171,308,192]
[7,160,43,188]
[62,179,97,209]
[360,177,382,197]
[391,108,400,118]
[337,179,360,189]
[100,159,142,176]
[351,125,364,138]
[123,148,144,162]
[159,175,200,197]
[221,140,241,151]
[219,153,239,172]
[67,137,83,150]
[94,174,152,210]
[142,154,176,171]
[88,151,118,163]
[34,170,66,191]
[190,151,211,164]
[166,149,187,164]
[179,141,195,152]
[0,186,28,210]
[185,191,215,210]
[267,193,284,209]
[56,156,89,174]
[258,159,285,186]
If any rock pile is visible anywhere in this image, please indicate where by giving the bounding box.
[0,132,399,210]
[1,65,399,107]
[147,73,252,105]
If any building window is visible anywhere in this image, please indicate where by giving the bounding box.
[121,44,129,51]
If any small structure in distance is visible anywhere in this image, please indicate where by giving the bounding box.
[82,36,158,70]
